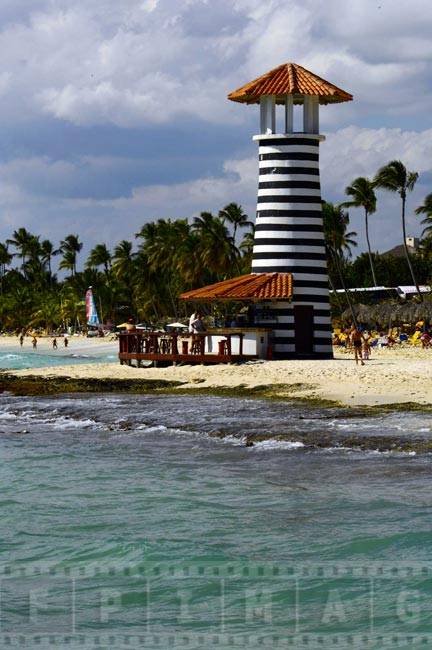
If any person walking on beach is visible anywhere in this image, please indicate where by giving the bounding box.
[64,335,68,348]
[351,325,364,366]
[52,337,58,350]
[32,336,37,349]
[361,337,370,361]
[19,334,24,347]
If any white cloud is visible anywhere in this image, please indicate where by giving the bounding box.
[321,126,432,194]
[320,126,432,250]
[1,0,430,128]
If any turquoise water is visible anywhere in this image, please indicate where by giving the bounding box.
[1,352,432,648]
[0,340,117,369]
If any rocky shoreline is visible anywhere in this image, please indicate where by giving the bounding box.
[0,372,184,396]
[2,368,432,454]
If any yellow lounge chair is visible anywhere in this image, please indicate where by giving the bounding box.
[409,331,421,345]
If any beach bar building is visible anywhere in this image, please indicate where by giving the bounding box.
[182,63,353,359]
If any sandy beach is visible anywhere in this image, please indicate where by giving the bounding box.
[1,333,431,407]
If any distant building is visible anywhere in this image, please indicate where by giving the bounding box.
[406,237,419,249]
[382,237,419,258]
[332,286,398,301]
[396,285,431,298]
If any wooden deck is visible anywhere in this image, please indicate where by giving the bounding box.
[118,331,256,366]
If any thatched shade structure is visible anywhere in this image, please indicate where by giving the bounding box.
[342,302,432,326]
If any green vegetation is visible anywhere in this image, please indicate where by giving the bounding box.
[1,159,432,333]
[0,204,254,331]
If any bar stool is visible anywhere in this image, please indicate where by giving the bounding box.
[160,338,171,354]
[191,338,201,354]
[144,337,153,353]
[218,339,229,355]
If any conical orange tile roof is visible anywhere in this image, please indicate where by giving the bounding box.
[180,273,293,301]
[228,62,353,105]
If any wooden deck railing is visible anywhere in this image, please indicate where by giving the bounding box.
[118,331,249,366]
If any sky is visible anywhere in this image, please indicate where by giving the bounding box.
[1,0,432,269]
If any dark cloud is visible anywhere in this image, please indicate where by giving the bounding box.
[0,116,252,201]
[179,1,248,37]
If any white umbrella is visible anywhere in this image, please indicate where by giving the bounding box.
[167,322,188,328]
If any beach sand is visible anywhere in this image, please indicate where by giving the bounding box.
[1,334,431,408]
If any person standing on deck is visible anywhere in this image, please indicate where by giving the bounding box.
[190,313,205,353]
[191,313,205,333]
[188,310,198,333]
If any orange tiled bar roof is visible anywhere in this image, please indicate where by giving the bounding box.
[180,273,293,301]
[228,62,352,105]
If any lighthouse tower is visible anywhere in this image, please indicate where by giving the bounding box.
[228,63,352,358]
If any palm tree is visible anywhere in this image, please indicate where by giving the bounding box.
[415,192,432,239]
[112,240,136,287]
[374,160,422,301]
[218,203,252,244]
[3,285,34,328]
[59,234,83,277]
[86,244,112,276]
[322,201,358,325]
[418,234,432,262]
[30,296,63,332]
[58,250,78,277]
[341,177,378,286]
[40,239,60,288]
[238,224,255,274]
[6,227,35,278]
[0,242,12,295]
[192,211,239,278]
[136,219,191,317]
[111,240,143,319]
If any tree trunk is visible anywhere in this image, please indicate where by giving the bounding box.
[334,252,358,327]
[401,196,423,302]
[335,255,358,328]
[328,273,345,314]
[365,210,377,287]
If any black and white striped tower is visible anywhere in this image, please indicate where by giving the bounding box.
[228,63,353,359]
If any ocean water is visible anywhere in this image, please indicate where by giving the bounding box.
[0,339,117,370]
[1,353,432,648]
